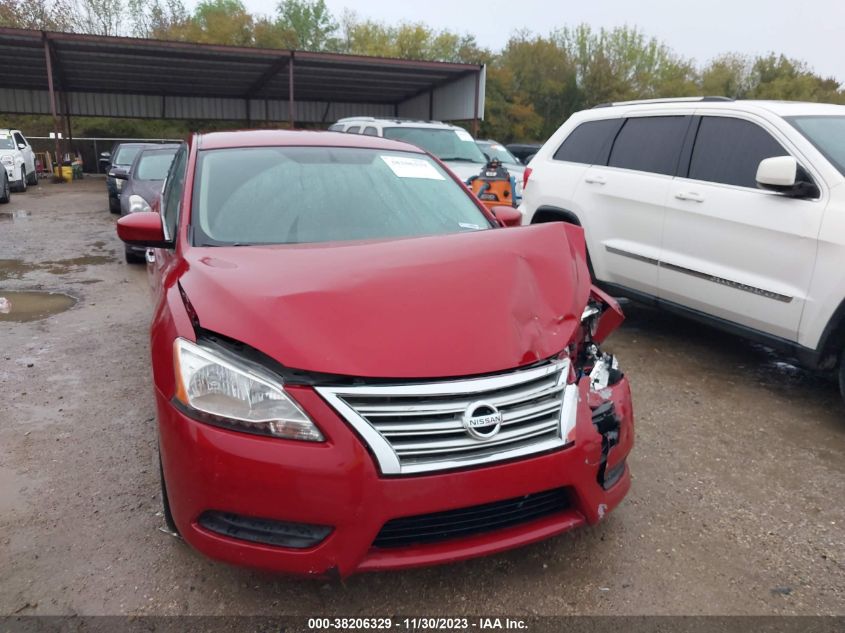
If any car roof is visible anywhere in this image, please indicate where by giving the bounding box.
[336,117,462,130]
[197,129,426,153]
[583,98,845,118]
[138,143,181,153]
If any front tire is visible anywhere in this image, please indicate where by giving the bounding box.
[26,170,37,186]
[125,246,146,264]
[839,350,845,406]
[0,173,10,203]
[109,196,120,214]
[160,456,179,535]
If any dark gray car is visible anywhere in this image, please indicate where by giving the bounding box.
[106,143,154,214]
[116,144,179,263]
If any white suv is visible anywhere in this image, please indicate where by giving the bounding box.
[0,129,37,192]
[521,97,845,401]
[329,118,524,198]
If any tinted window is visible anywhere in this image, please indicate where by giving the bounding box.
[786,115,845,177]
[192,147,492,246]
[554,119,624,165]
[689,117,786,188]
[162,145,187,239]
[345,126,360,134]
[13,132,26,147]
[609,116,689,175]
[363,126,379,136]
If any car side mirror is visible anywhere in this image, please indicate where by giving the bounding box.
[756,156,820,199]
[490,205,522,227]
[18,143,26,150]
[109,168,129,180]
[116,212,171,248]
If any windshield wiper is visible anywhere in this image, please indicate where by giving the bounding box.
[439,157,483,162]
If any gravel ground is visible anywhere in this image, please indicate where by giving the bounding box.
[1,177,843,617]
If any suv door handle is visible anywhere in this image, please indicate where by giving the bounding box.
[675,191,704,203]
[584,175,607,185]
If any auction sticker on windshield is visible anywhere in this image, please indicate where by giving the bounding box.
[381,155,444,180]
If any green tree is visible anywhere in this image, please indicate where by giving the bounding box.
[275,0,337,50]
[187,0,254,46]
[701,53,752,98]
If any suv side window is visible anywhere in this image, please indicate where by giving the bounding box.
[13,132,26,147]
[608,116,689,176]
[689,116,787,188]
[363,126,379,136]
[553,119,623,165]
[345,126,360,134]
[162,144,188,240]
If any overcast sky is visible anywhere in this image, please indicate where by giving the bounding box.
[238,0,845,83]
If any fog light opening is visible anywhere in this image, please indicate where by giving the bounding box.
[198,511,332,549]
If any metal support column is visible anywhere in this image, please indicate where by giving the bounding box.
[42,32,63,173]
[288,52,295,130]
[472,69,480,137]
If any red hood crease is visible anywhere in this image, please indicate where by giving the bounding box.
[180,222,591,378]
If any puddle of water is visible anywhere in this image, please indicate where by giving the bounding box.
[0,291,77,322]
[0,210,30,221]
[0,259,38,281]
[0,254,113,281]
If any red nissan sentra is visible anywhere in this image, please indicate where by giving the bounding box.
[116,130,634,577]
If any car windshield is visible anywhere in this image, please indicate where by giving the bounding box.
[192,146,492,246]
[0,134,14,150]
[113,145,144,166]
[787,116,845,176]
[382,128,486,163]
[478,142,521,166]
[135,150,177,180]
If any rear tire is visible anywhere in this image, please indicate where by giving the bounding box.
[125,246,145,264]
[160,455,179,535]
[0,173,10,203]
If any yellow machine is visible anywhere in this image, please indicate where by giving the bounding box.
[468,159,515,210]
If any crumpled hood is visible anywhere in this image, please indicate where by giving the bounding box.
[180,223,591,378]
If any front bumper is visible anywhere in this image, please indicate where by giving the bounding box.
[157,374,633,577]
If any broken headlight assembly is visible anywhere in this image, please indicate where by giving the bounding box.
[173,338,324,441]
[574,290,627,490]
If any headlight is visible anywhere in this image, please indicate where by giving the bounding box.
[581,303,602,337]
[173,338,324,441]
[0,156,12,166]
[128,194,151,214]
[115,178,124,191]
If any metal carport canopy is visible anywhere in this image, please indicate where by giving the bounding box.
[0,27,485,126]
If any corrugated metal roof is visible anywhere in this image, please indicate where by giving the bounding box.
[0,27,484,122]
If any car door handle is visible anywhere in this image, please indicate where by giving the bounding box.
[675,191,704,203]
[584,175,607,185]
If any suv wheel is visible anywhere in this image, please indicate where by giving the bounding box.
[15,168,26,192]
[109,196,120,214]
[26,170,37,186]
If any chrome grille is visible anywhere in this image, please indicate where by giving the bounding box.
[316,359,578,475]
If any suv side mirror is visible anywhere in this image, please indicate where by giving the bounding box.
[109,167,129,180]
[18,143,26,150]
[490,205,522,227]
[756,156,820,199]
[116,212,171,248]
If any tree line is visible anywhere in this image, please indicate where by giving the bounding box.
[2,0,844,141]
